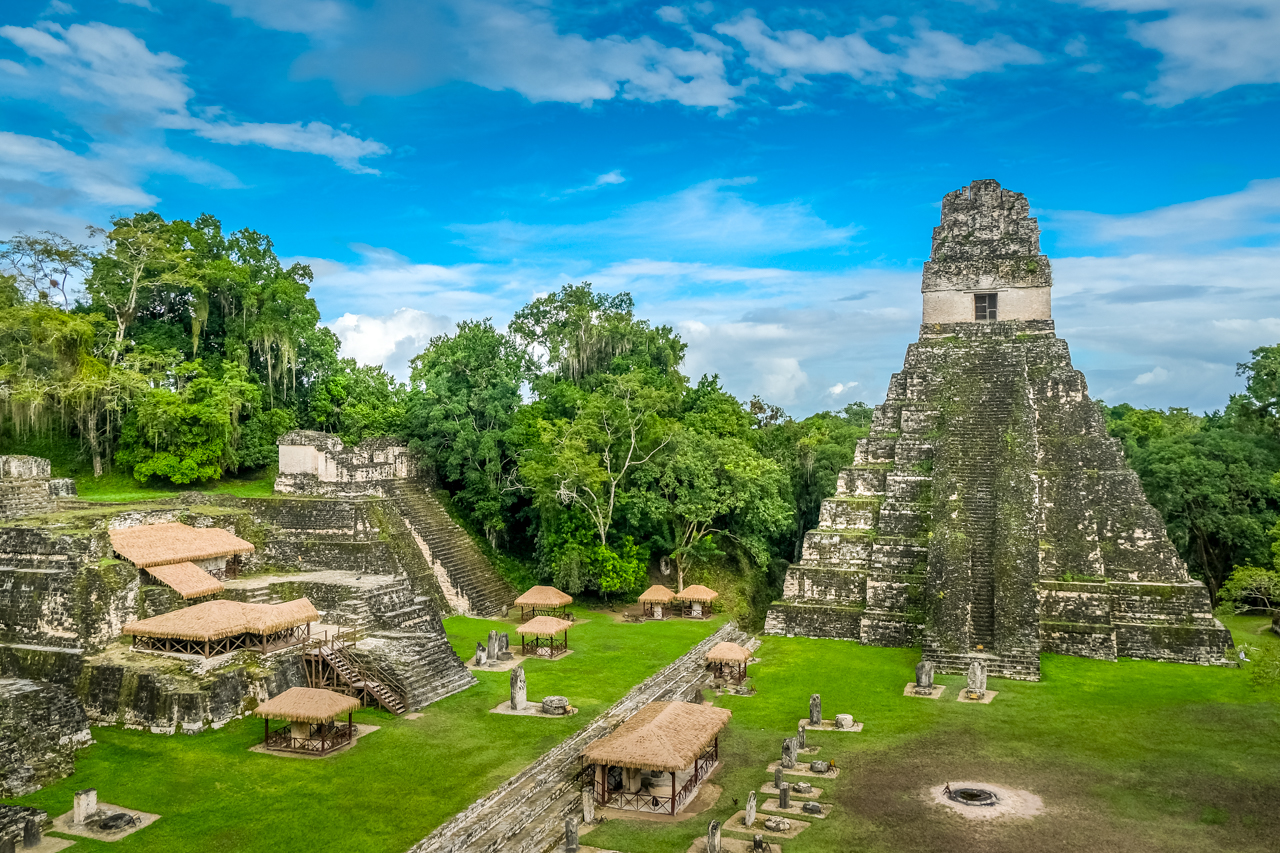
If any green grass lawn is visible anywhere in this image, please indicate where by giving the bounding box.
[585,616,1280,853]
[3,607,722,853]
[70,469,277,502]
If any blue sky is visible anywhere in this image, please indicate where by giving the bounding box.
[2,0,1278,415]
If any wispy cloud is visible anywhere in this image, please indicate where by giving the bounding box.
[1072,0,1280,104]
[0,21,388,173]
[453,178,859,262]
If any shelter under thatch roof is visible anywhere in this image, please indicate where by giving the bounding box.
[143,561,224,599]
[674,585,718,603]
[515,586,573,607]
[254,687,359,724]
[706,642,750,664]
[638,585,676,603]
[110,522,254,568]
[516,616,573,638]
[513,585,573,621]
[582,701,731,773]
[124,598,317,641]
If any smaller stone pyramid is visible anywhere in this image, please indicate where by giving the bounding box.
[766,179,1233,680]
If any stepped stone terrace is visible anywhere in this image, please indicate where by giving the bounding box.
[766,179,1234,681]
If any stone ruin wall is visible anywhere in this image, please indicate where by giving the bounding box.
[0,455,76,521]
[275,430,418,498]
[767,180,1232,678]
[0,677,91,798]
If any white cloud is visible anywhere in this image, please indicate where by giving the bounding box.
[0,22,388,173]
[827,381,859,395]
[118,0,158,9]
[1133,366,1169,384]
[223,0,742,109]
[45,1,76,15]
[1045,178,1280,251]
[454,178,859,261]
[714,12,1043,96]
[1072,0,1280,104]
[560,170,626,196]
[327,308,456,380]
[0,130,157,206]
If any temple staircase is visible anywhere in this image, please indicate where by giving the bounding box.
[386,480,516,618]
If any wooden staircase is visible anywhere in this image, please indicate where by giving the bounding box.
[303,629,408,715]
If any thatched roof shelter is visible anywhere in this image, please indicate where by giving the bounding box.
[638,585,676,604]
[582,701,732,772]
[515,586,573,607]
[123,598,318,642]
[674,585,718,603]
[144,562,224,599]
[110,522,254,568]
[706,642,750,664]
[254,687,359,724]
[516,616,573,638]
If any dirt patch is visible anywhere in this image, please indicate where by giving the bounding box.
[928,781,1043,821]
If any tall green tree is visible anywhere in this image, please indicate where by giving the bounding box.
[404,319,530,544]
[0,231,94,309]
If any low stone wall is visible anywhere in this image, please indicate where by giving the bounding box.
[75,648,306,733]
[0,678,91,797]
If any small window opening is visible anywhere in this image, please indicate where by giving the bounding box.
[975,293,998,321]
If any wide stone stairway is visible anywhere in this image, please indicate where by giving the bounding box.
[387,481,516,618]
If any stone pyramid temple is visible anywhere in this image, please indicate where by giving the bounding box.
[765,179,1234,681]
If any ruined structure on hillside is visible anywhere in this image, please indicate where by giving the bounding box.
[275,431,417,498]
[765,179,1233,680]
[0,456,75,520]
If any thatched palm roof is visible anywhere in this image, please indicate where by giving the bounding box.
[582,701,732,772]
[122,598,318,641]
[145,562,224,599]
[514,586,573,607]
[674,584,719,603]
[706,642,750,664]
[254,687,359,724]
[110,522,255,568]
[638,585,676,604]
[515,615,573,637]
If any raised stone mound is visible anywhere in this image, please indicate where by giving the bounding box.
[766,179,1233,679]
[347,629,477,710]
[0,678,91,797]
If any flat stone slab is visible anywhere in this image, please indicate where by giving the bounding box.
[766,761,841,778]
[798,717,863,732]
[248,724,380,759]
[762,799,830,819]
[52,802,161,841]
[956,689,999,704]
[760,782,822,799]
[722,809,810,839]
[19,837,74,852]
[687,836,786,852]
[465,649,576,672]
[904,683,946,699]
[489,699,579,717]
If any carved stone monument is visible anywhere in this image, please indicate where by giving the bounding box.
[966,661,987,700]
[510,666,526,711]
[809,693,821,725]
[834,713,854,730]
[706,819,721,853]
[475,642,487,666]
[914,660,935,695]
[582,786,594,824]
[487,630,499,661]
[781,737,797,769]
[73,789,98,825]
[542,696,569,716]
[796,721,806,749]
[778,781,790,809]
[564,816,579,853]
[802,801,823,815]
[497,632,512,660]
[774,766,783,790]
[754,835,765,851]
[745,791,757,827]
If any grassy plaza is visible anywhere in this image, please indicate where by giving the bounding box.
[4,608,722,853]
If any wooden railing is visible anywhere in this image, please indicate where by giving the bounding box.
[265,722,354,754]
[303,627,409,714]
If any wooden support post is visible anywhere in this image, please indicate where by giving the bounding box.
[671,771,677,815]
